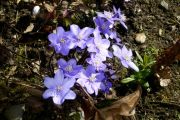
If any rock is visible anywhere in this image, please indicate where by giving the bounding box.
[32,6,40,16]
[4,104,25,120]
[135,33,146,44]
[159,29,163,36]
[161,0,168,10]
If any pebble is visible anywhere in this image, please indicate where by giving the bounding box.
[33,6,40,16]
[161,0,168,10]
[159,29,163,36]
[135,33,146,44]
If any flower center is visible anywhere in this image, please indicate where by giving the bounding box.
[94,60,100,66]
[78,34,82,41]
[106,13,113,19]
[101,23,106,30]
[124,55,130,61]
[96,44,101,50]
[60,38,65,43]
[65,65,73,72]
[89,74,96,81]
[56,85,62,92]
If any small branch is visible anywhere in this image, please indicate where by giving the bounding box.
[77,49,88,65]
[49,50,55,76]
[7,47,41,67]
[150,101,180,110]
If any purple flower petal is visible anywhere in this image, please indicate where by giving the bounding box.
[127,61,139,72]
[68,59,76,65]
[60,46,70,55]
[86,65,96,76]
[121,60,129,68]
[62,78,76,89]
[79,27,94,39]
[48,33,58,44]
[64,90,76,100]
[85,83,94,94]
[54,70,64,84]
[52,95,63,105]
[70,24,80,36]
[42,89,55,99]
[58,59,67,68]
[56,27,65,37]
[44,77,56,88]
[112,45,121,58]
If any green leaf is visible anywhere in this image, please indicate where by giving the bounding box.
[121,75,135,83]
[146,60,156,67]
[63,18,72,27]
[143,82,150,88]
[135,51,143,63]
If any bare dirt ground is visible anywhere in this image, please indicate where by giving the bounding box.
[0,0,179,120]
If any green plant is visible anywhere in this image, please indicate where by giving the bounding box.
[121,48,158,91]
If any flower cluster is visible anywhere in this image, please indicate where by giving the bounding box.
[43,6,139,105]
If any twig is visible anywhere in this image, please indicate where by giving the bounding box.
[150,101,180,110]
[7,47,41,67]
[77,49,88,65]
[75,83,97,110]
[49,50,55,76]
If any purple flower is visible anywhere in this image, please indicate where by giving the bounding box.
[86,53,107,71]
[48,27,74,56]
[113,6,127,29]
[57,58,83,77]
[43,70,76,105]
[68,24,94,49]
[109,31,121,43]
[101,79,112,94]
[94,17,112,37]
[76,65,105,95]
[86,29,111,59]
[109,69,118,79]
[96,11,115,24]
[112,45,139,72]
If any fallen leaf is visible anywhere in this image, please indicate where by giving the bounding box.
[94,88,141,120]
[44,3,55,13]
[24,23,34,33]
[14,15,31,33]
[153,40,179,86]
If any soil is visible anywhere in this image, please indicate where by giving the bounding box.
[0,0,179,120]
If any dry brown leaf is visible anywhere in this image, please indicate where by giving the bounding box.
[0,36,3,44]
[24,23,34,33]
[153,40,179,86]
[94,88,141,120]
[44,3,55,13]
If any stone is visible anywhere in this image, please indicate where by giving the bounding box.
[161,0,168,10]
[135,33,146,44]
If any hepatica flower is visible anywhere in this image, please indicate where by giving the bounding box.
[86,53,107,71]
[87,29,111,59]
[68,24,94,49]
[57,58,83,77]
[109,31,121,43]
[77,65,105,95]
[112,45,139,72]
[43,70,76,105]
[48,27,74,56]
[101,79,112,94]
[94,17,112,37]
[113,6,127,29]
[96,11,115,24]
